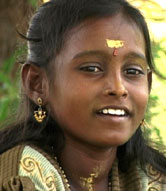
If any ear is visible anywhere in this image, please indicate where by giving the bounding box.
[21,63,49,104]
[147,70,152,93]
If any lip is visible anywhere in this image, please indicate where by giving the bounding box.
[96,105,132,116]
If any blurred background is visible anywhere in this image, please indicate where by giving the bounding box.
[0,0,166,144]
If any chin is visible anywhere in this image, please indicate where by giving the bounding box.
[88,138,129,150]
[98,134,134,147]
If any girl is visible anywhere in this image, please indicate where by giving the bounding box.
[0,0,166,190]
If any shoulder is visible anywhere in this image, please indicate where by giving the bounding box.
[138,164,166,191]
[0,144,24,183]
[0,144,69,191]
[113,160,166,191]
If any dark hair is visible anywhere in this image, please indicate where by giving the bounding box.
[1,0,166,173]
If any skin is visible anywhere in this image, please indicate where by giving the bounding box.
[22,14,152,191]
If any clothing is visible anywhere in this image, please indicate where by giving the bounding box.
[0,144,166,191]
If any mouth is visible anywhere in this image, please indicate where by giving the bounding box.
[96,106,131,117]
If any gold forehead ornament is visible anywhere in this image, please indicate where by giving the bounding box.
[106,39,124,56]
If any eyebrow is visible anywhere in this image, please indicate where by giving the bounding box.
[124,52,146,62]
[72,50,110,60]
[72,50,147,62]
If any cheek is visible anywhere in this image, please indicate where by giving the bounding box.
[128,80,149,123]
[133,86,149,119]
[50,82,91,124]
[139,86,149,107]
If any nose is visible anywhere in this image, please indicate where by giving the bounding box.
[103,74,128,98]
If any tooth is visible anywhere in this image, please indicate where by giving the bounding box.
[122,110,125,115]
[103,109,108,114]
[116,110,121,115]
[108,109,115,115]
[108,109,111,114]
[101,108,126,115]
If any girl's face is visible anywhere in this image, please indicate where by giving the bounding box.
[47,14,151,148]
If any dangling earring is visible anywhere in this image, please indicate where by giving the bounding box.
[140,119,146,134]
[140,119,151,135]
[34,97,46,123]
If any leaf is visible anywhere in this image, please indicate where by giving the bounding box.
[128,0,166,22]
[27,0,38,8]
[0,98,10,122]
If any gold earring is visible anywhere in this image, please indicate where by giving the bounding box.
[34,98,46,123]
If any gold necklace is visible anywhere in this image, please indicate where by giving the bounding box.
[55,157,112,191]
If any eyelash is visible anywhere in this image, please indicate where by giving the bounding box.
[79,65,145,76]
[80,65,102,73]
[124,68,145,76]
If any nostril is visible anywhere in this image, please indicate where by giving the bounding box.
[103,88,128,97]
[122,91,128,97]
[103,77,128,97]
[110,92,116,96]
[104,89,115,95]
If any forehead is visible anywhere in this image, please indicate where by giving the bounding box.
[58,14,145,62]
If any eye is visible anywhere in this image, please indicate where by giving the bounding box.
[80,65,103,73]
[124,68,145,76]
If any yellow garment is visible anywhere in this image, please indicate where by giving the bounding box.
[19,146,66,191]
[0,144,166,191]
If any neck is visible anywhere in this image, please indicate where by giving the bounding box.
[58,138,117,191]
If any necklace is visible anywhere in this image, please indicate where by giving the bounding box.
[55,157,112,191]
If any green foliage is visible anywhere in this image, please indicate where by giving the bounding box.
[145,95,158,123]
[28,0,38,8]
[0,45,27,124]
[143,39,166,144]
[0,0,37,125]
[145,95,163,144]
[152,40,166,78]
